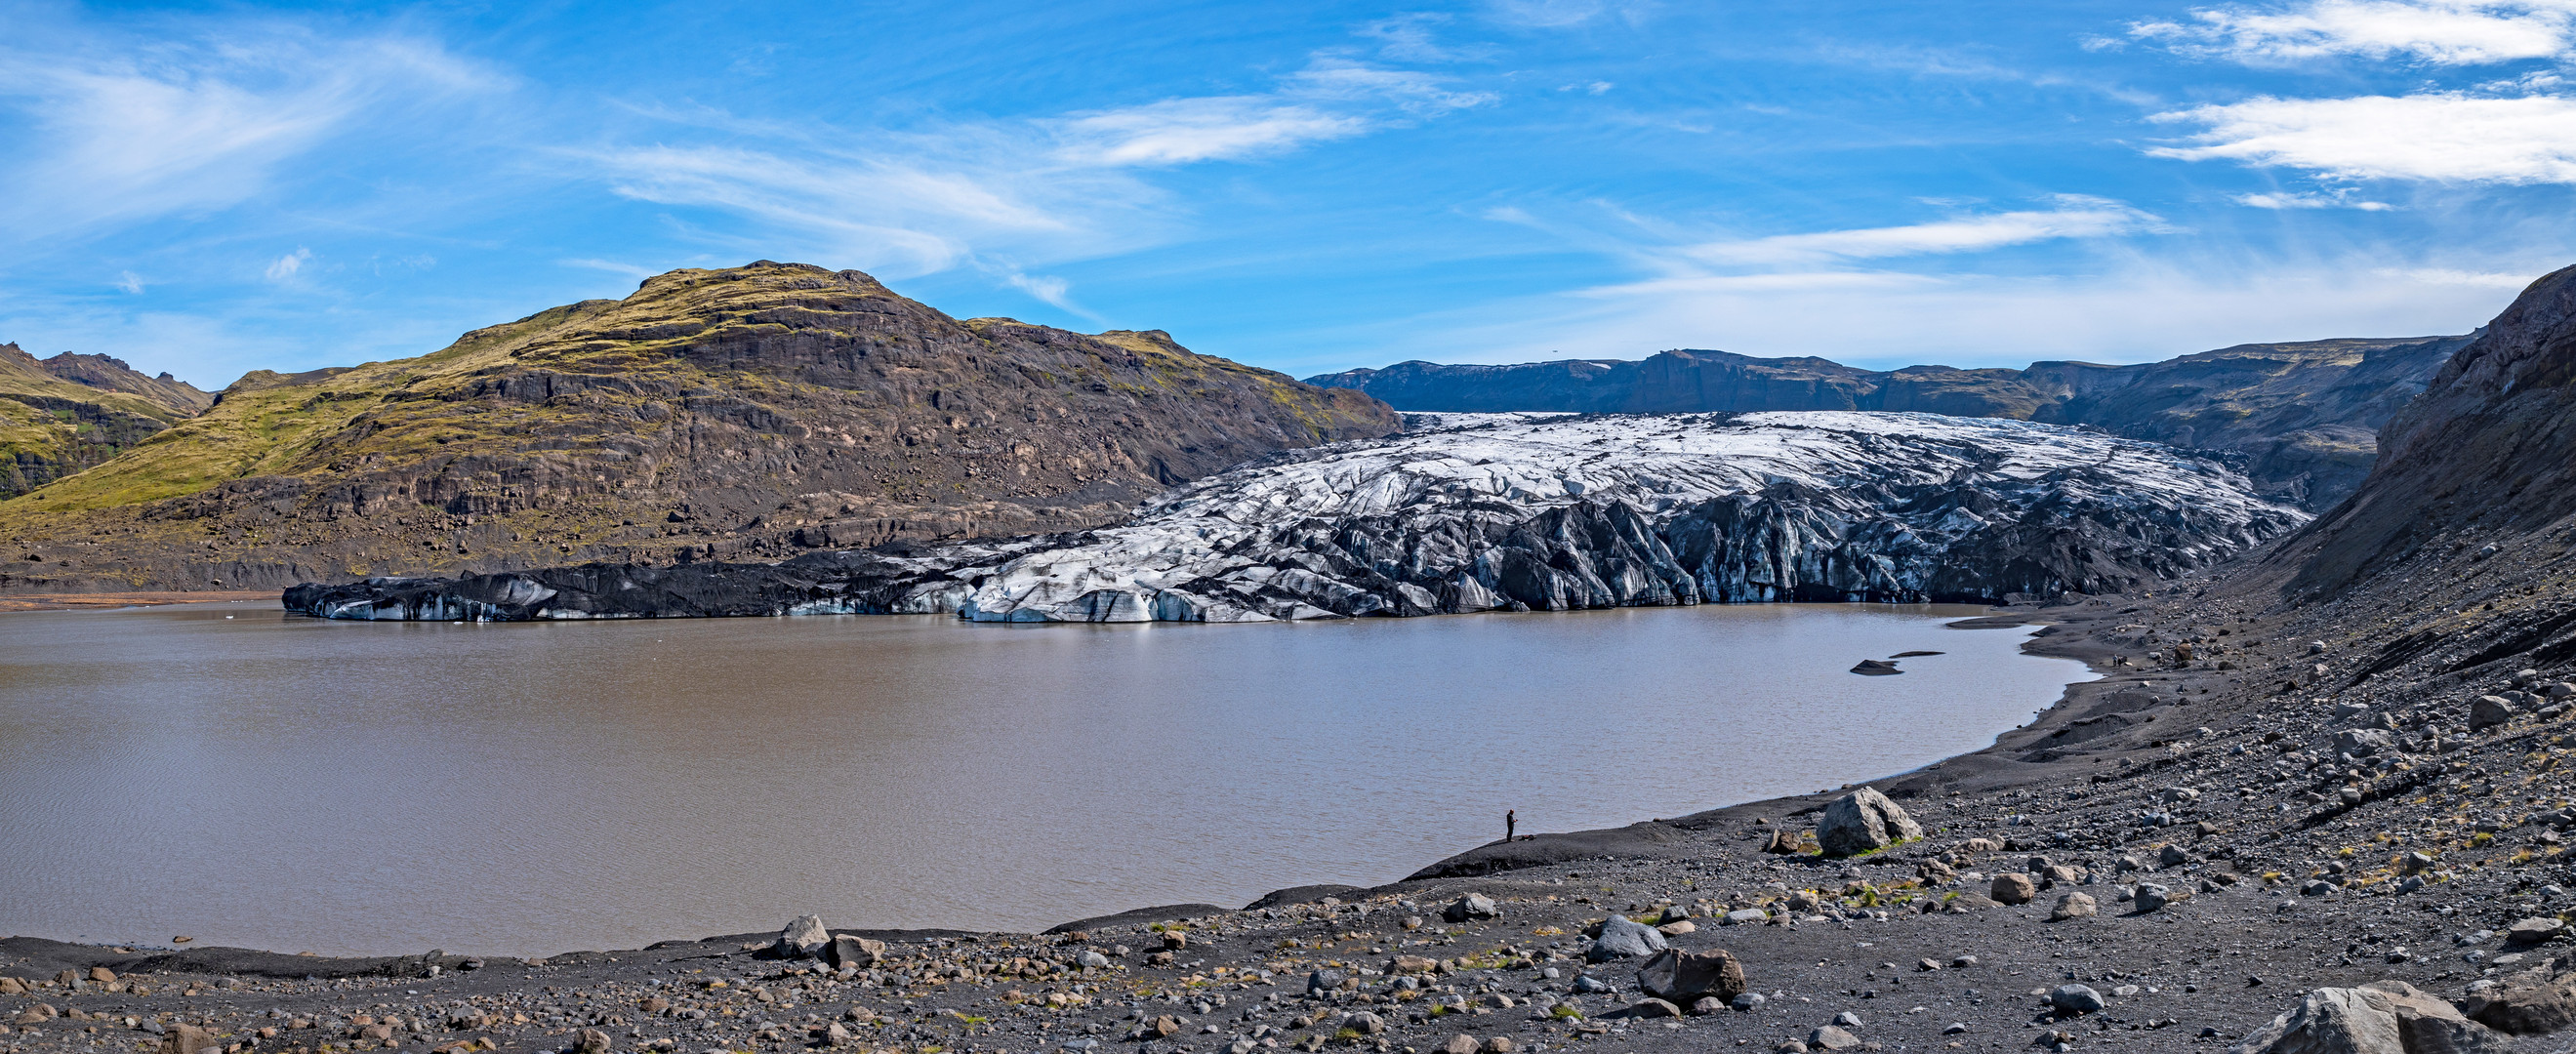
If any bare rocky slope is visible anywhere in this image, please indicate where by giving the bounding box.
[0,264,1396,593]
[0,344,213,500]
[1307,336,2473,508]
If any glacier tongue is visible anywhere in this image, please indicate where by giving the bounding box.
[283,412,2310,624]
[944,411,2309,623]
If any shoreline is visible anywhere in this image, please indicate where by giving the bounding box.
[0,590,275,614]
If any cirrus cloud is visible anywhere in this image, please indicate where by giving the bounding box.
[2132,0,2576,64]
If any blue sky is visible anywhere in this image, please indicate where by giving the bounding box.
[5,0,2575,388]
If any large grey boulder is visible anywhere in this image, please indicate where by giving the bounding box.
[2472,696,2515,732]
[2461,955,2576,1034]
[2335,729,2393,757]
[828,935,885,970]
[1635,949,1746,1004]
[775,915,831,958]
[2232,981,2512,1053]
[1587,916,1669,962]
[1444,893,1499,923]
[1816,788,1923,857]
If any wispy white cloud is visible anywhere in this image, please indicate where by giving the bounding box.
[114,270,145,294]
[2132,0,2576,64]
[2372,265,2540,285]
[0,22,501,243]
[1052,98,1367,166]
[559,258,657,280]
[1483,0,1649,28]
[586,54,1492,291]
[2233,189,2395,207]
[1666,197,2168,267]
[2150,92,2576,182]
[263,247,312,282]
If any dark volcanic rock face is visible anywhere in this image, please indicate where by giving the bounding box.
[1307,337,2470,507]
[284,411,2306,622]
[0,263,1397,592]
[2279,265,2576,599]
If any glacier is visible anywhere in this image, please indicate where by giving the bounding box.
[283,412,2310,623]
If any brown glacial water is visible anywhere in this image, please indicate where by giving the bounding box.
[0,600,2090,956]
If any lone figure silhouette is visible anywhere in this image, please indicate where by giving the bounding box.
[1506,809,1517,841]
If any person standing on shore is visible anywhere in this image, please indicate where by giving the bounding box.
[1506,809,1516,841]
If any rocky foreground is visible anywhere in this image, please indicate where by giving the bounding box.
[280,411,2304,623]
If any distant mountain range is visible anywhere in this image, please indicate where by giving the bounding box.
[1305,336,2475,508]
[0,263,1393,592]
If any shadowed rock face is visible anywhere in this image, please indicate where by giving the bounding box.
[283,411,2307,623]
[1306,336,2472,508]
[0,263,1397,592]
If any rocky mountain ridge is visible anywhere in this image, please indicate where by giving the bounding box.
[0,344,214,500]
[281,410,2307,622]
[1306,335,2474,507]
[0,263,1396,592]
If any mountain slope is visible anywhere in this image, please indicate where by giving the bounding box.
[1306,336,2472,507]
[0,344,214,500]
[0,263,1396,591]
[2269,265,2576,604]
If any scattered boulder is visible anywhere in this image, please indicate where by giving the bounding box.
[1990,873,2036,905]
[1626,997,1682,1019]
[573,1029,613,1054]
[2461,957,2576,1034]
[2134,884,2190,913]
[2506,917,2567,947]
[1762,830,1804,855]
[1588,915,1669,962]
[158,1024,220,1054]
[828,935,885,970]
[2472,696,2515,732]
[1442,1035,1480,1054]
[2235,981,2512,1053]
[1444,894,1499,923]
[1636,948,1747,1004]
[2050,893,2098,921]
[1808,1025,1861,1050]
[2049,985,2105,1015]
[775,915,831,958]
[1338,1011,1386,1035]
[1816,788,1923,857]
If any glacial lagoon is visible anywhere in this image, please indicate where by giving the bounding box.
[0,600,2091,956]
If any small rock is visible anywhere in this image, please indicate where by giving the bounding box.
[2134,884,2189,913]
[1441,1034,1480,1054]
[1588,915,1669,962]
[159,1024,219,1054]
[2156,844,2189,868]
[1444,894,1499,923]
[1806,1025,1861,1051]
[1625,997,1682,1019]
[1338,1011,1386,1035]
[1989,873,2036,906]
[2507,917,2567,946]
[1732,992,1768,1012]
[573,1029,613,1054]
[2473,696,2515,731]
[1724,909,1771,926]
[1831,1011,1862,1028]
[2049,985,2105,1014]
[827,935,885,970]
[1636,948,1747,1004]
[1691,996,1726,1015]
